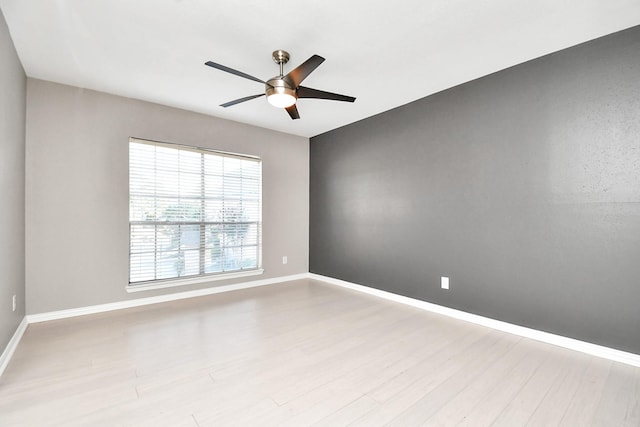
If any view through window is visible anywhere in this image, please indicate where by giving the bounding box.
[129,138,262,284]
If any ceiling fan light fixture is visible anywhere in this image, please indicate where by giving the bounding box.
[267,92,296,108]
[266,84,296,108]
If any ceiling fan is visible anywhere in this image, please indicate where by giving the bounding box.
[205,50,356,120]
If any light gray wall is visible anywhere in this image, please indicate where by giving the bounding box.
[310,26,640,354]
[0,9,26,351]
[26,79,308,314]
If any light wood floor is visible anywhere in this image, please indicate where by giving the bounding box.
[1,279,638,426]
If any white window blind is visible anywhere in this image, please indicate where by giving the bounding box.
[129,138,262,284]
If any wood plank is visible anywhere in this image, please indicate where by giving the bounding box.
[424,337,532,426]
[559,356,613,425]
[350,329,506,426]
[385,333,520,426]
[591,361,638,426]
[491,346,572,426]
[312,395,380,426]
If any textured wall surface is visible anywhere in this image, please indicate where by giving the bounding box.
[310,26,640,354]
[0,9,26,352]
[26,80,308,314]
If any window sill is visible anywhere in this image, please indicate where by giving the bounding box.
[126,269,265,293]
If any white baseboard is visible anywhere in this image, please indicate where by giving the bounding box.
[308,273,640,368]
[5,271,638,379]
[0,316,28,376]
[27,273,308,323]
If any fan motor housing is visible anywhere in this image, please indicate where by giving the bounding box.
[265,77,296,99]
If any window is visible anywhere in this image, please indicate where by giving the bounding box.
[129,138,262,286]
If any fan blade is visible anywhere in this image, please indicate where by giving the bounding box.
[220,94,264,108]
[297,86,356,103]
[285,104,300,120]
[284,55,325,87]
[205,61,265,84]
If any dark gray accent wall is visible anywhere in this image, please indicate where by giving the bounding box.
[0,8,26,353]
[310,25,640,354]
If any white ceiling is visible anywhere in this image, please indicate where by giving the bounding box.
[2,1,640,138]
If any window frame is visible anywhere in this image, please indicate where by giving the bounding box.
[127,137,263,292]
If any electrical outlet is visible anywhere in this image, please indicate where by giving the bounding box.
[282,256,288,265]
[441,277,450,290]
[12,295,16,312]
